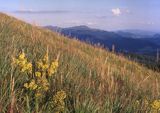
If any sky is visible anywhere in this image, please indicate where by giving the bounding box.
[0,0,160,31]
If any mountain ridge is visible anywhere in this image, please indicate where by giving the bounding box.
[45,25,160,55]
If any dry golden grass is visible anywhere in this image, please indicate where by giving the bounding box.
[0,12,160,113]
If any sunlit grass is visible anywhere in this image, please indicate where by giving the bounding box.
[0,13,160,113]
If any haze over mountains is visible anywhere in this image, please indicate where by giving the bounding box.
[45,25,160,56]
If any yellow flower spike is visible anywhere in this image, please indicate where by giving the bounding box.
[29,79,35,85]
[18,58,26,67]
[27,79,38,90]
[21,67,26,73]
[26,62,32,73]
[18,51,25,60]
[42,64,49,70]
[43,53,49,63]
[32,84,38,90]
[37,76,49,92]
[48,60,59,76]
[37,60,49,71]
[21,60,26,66]
[37,61,43,69]
[19,62,32,73]
[27,63,32,68]
[35,72,41,77]
[24,83,29,89]
[42,78,49,91]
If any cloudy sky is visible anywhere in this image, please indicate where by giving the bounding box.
[0,0,160,31]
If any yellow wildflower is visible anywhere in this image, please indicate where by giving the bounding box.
[24,79,38,90]
[27,62,32,73]
[37,60,49,71]
[24,83,29,89]
[19,59,27,67]
[42,64,49,70]
[151,100,160,110]
[12,52,32,73]
[29,80,36,89]
[48,60,59,76]
[35,72,41,77]
[18,52,25,60]
[20,62,32,73]
[37,76,49,91]
[37,60,43,69]
[43,53,49,63]
[51,90,66,112]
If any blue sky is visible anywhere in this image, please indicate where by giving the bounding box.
[0,0,160,31]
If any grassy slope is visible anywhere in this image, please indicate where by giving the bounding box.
[0,13,160,113]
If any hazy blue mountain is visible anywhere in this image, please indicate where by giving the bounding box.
[152,34,160,46]
[117,29,157,37]
[117,30,160,46]
[45,25,160,56]
[141,34,160,46]
[116,31,153,39]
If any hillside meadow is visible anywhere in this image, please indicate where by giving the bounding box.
[0,13,160,113]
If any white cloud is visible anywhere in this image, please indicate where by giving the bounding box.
[111,8,130,16]
[111,8,121,16]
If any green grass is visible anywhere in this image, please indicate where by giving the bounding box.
[0,12,160,113]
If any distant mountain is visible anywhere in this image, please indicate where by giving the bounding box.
[141,34,160,46]
[65,25,90,30]
[151,34,160,46]
[117,29,157,38]
[45,25,160,56]
[44,26,62,32]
